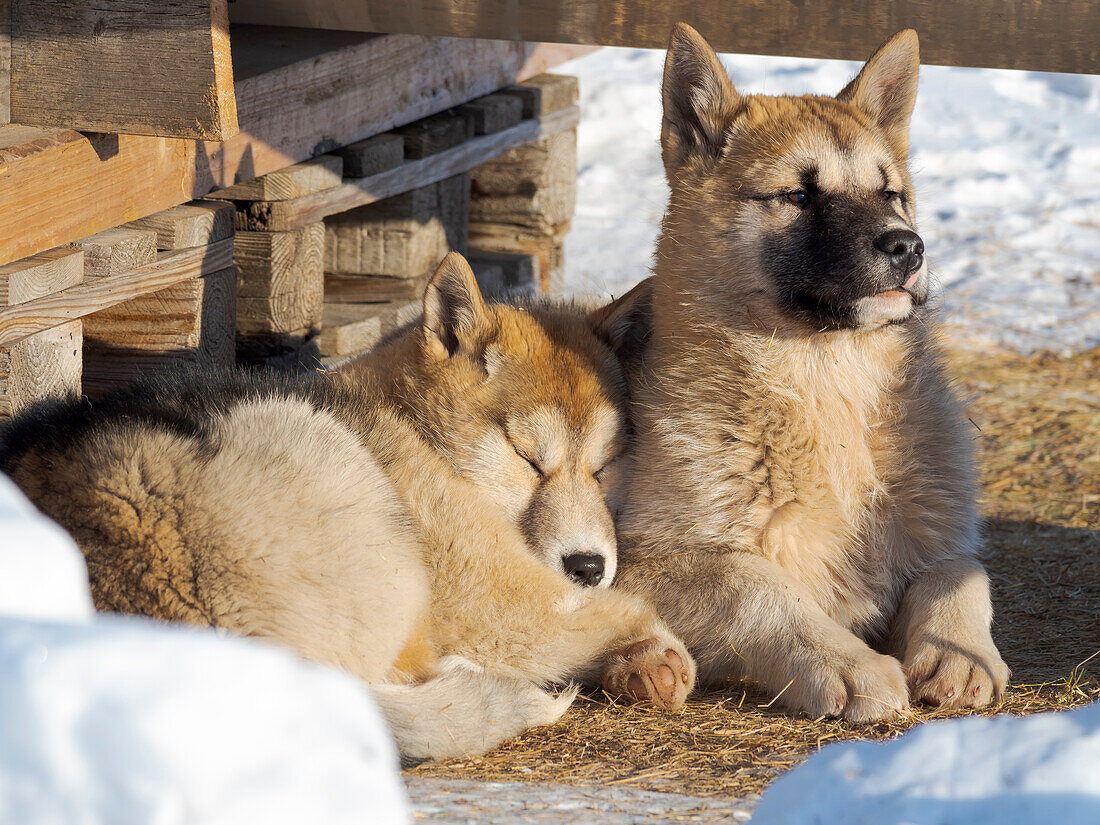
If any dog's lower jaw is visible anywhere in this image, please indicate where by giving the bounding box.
[852,294,913,328]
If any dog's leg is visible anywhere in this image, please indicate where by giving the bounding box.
[618,550,910,722]
[889,556,1009,709]
[372,656,578,762]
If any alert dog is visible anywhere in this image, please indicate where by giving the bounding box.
[614,25,1008,721]
[1,253,693,760]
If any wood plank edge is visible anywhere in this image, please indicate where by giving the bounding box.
[0,238,233,346]
[262,105,580,231]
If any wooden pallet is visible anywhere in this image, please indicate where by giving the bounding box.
[0,26,588,267]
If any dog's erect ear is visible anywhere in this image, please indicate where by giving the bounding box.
[587,277,654,364]
[421,252,493,362]
[837,29,920,160]
[661,23,740,176]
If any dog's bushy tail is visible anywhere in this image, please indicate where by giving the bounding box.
[370,656,577,765]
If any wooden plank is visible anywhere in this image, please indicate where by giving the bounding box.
[457,93,523,136]
[0,0,9,125]
[10,0,236,139]
[467,221,569,293]
[234,225,324,337]
[395,112,475,160]
[503,74,579,119]
[334,134,405,179]
[83,266,236,396]
[0,247,84,415]
[324,175,468,279]
[0,321,82,415]
[470,130,576,231]
[0,239,233,347]
[126,200,235,250]
[0,29,590,267]
[207,155,343,202]
[239,104,580,232]
[0,248,85,304]
[319,300,419,357]
[324,272,428,304]
[467,249,538,298]
[227,0,1100,75]
[70,227,158,280]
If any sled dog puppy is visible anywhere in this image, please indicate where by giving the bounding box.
[1,253,693,760]
[614,25,1008,722]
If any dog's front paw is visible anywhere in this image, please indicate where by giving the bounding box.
[904,637,1009,709]
[601,637,695,710]
[794,648,909,723]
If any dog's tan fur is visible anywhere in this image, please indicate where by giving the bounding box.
[2,253,694,760]
[615,25,1008,722]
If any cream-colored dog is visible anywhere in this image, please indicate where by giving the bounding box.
[2,253,694,760]
[614,25,1008,722]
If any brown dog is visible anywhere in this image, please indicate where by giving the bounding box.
[614,25,1008,722]
[1,253,694,760]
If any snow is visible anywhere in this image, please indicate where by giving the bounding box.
[0,474,93,623]
[0,477,409,825]
[750,703,1100,824]
[558,49,1100,354]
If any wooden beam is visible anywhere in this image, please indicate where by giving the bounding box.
[228,0,1100,76]
[323,272,427,304]
[238,104,580,232]
[83,266,236,396]
[1,0,10,125]
[71,227,159,280]
[126,200,236,250]
[10,0,237,139]
[206,155,344,202]
[324,176,469,279]
[0,239,233,347]
[0,28,591,267]
[319,300,419,357]
[234,224,324,345]
[0,247,83,415]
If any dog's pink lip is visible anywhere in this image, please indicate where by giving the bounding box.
[875,270,922,299]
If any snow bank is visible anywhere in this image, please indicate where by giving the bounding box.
[0,477,409,825]
[751,703,1100,824]
[558,49,1100,354]
[0,473,93,622]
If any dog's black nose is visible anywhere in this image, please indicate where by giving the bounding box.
[562,553,605,587]
[874,228,924,275]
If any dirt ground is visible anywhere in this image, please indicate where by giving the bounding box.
[410,343,1099,798]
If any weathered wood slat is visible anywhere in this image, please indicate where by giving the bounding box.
[240,104,580,232]
[324,273,428,304]
[207,155,344,202]
[234,225,324,337]
[320,300,420,357]
[334,135,405,179]
[71,227,159,280]
[324,176,469,279]
[126,200,236,250]
[0,321,82,416]
[0,239,233,347]
[83,267,236,396]
[0,0,10,125]
[10,0,237,139]
[227,0,1100,75]
[0,28,589,267]
[0,247,84,415]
